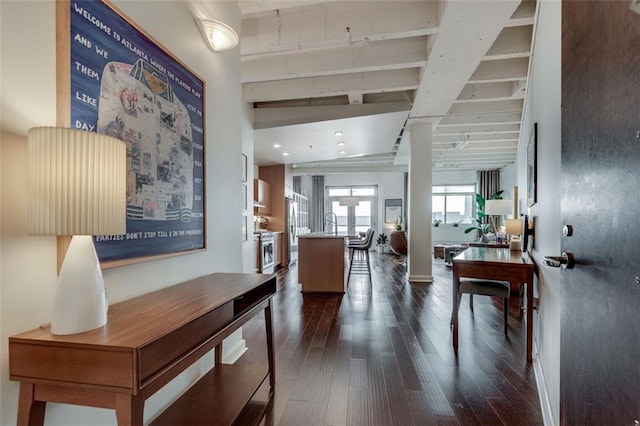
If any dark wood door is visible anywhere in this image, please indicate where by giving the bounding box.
[561,2,640,424]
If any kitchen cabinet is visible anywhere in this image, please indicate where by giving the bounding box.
[254,178,271,215]
[257,165,293,263]
[298,234,346,293]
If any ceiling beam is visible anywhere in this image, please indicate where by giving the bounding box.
[242,37,428,82]
[447,99,524,115]
[409,0,521,119]
[241,1,439,56]
[253,101,410,129]
[484,25,533,61]
[469,57,529,83]
[244,68,420,102]
[433,123,521,135]
[437,111,522,127]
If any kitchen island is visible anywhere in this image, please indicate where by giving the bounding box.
[298,233,347,293]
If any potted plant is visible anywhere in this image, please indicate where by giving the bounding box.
[464,190,504,238]
[433,219,442,227]
[394,217,403,231]
[376,233,388,253]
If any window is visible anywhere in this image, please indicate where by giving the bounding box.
[327,186,377,235]
[432,185,475,224]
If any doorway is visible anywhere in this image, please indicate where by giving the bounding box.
[560,2,640,423]
[327,186,377,235]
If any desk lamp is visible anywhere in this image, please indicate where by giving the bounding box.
[28,127,126,335]
[484,199,512,240]
[506,218,523,250]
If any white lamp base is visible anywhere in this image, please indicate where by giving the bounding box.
[509,238,522,251]
[51,235,107,335]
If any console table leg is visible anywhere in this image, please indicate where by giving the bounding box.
[452,268,460,351]
[265,300,276,387]
[115,394,143,426]
[17,383,46,426]
[215,343,223,365]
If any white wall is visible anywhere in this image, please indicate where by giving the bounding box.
[517,1,562,424]
[0,1,244,424]
[433,169,476,186]
[242,102,256,273]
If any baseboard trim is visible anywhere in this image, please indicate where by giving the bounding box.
[533,342,556,426]
[221,338,247,364]
[408,275,433,283]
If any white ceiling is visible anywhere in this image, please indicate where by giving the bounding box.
[239,0,536,173]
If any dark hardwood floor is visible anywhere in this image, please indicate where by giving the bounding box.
[236,252,543,425]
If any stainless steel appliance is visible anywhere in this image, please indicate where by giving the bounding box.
[285,198,298,265]
[258,231,275,273]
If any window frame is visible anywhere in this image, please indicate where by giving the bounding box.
[432,184,476,225]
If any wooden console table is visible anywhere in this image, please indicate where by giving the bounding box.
[9,273,276,425]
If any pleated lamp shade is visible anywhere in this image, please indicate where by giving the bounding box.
[505,219,523,236]
[27,127,126,335]
[484,199,513,216]
[339,196,359,206]
[28,127,126,236]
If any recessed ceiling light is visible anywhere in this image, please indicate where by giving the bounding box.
[339,150,347,155]
[282,152,290,156]
[273,144,281,149]
[337,141,345,147]
[334,131,343,137]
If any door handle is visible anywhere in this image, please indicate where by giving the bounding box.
[543,252,575,269]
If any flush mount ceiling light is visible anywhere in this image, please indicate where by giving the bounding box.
[334,131,343,137]
[273,143,281,149]
[282,152,290,156]
[196,18,239,51]
[339,150,347,155]
[337,141,345,147]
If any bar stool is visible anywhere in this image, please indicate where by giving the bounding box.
[347,229,375,286]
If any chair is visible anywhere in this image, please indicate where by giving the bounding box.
[347,228,375,285]
[453,278,511,336]
[347,231,366,259]
[389,231,407,263]
[444,245,465,266]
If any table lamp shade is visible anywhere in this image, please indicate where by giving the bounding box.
[484,199,513,216]
[28,127,126,236]
[27,127,126,335]
[505,218,523,236]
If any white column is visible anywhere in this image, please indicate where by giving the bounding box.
[407,121,433,283]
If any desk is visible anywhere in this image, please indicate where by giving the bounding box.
[451,247,535,362]
[9,273,276,425]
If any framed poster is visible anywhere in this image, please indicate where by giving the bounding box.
[385,199,402,223]
[527,123,537,207]
[62,0,205,265]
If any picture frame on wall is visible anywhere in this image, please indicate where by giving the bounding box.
[60,0,206,266]
[385,199,402,223]
[527,123,538,207]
